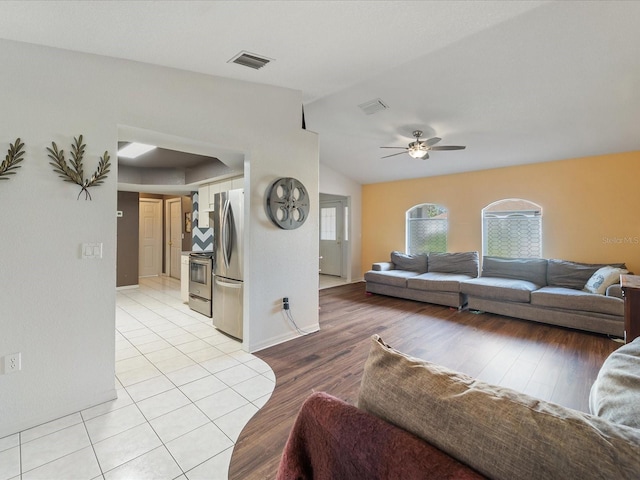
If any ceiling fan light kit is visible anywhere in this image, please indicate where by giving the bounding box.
[381,130,465,160]
[408,138,429,159]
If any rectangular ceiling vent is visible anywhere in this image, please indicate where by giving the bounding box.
[228,51,273,70]
[358,98,389,115]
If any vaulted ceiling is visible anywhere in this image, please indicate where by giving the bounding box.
[2,1,639,185]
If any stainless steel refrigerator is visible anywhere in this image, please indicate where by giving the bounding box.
[212,188,244,340]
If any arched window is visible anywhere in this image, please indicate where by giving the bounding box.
[482,199,542,258]
[406,204,448,255]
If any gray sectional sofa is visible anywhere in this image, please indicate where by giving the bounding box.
[365,252,628,337]
[462,257,627,337]
[365,251,479,309]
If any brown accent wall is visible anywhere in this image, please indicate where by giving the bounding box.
[116,191,139,287]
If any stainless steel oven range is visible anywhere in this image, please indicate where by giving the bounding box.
[188,252,214,317]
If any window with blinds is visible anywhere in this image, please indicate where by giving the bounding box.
[482,199,542,258]
[406,204,448,255]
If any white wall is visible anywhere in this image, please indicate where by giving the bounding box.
[0,39,318,437]
[319,163,363,281]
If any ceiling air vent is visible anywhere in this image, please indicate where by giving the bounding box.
[228,51,273,70]
[358,98,389,115]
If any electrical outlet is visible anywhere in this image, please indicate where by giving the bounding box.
[4,353,21,374]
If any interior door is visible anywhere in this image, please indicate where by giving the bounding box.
[139,199,162,277]
[319,201,343,276]
[167,198,182,280]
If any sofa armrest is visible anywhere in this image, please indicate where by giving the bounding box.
[372,262,394,271]
[606,284,623,299]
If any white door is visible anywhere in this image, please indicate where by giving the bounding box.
[319,201,343,276]
[139,199,162,277]
[166,198,182,280]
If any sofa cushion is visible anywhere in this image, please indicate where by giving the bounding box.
[390,251,428,273]
[428,251,479,278]
[364,269,420,288]
[407,272,473,293]
[590,337,640,429]
[583,266,628,294]
[358,335,640,480]
[460,277,539,303]
[481,256,548,286]
[530,286,624,316]
[547,259,627,290]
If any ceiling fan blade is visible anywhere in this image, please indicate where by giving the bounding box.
[380,146,408,149]
[381,151,409,159]
[422,153,429,160]
[425,137,441,147]
[430,145,466,151]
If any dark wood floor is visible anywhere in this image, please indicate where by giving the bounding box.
[229,282,620,479]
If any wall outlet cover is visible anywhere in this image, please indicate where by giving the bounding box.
[3,353,21,374]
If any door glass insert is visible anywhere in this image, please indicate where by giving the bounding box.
[320,207,337,241]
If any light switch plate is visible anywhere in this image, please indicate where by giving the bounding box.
[82,243,103,259]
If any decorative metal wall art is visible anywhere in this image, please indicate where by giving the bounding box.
[0,138,25,181]
[266,177,310,230]
[48,135,111,200]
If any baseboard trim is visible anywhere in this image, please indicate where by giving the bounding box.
[0,387,117,439]
[247,325,321,353]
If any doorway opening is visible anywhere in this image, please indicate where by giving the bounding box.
[116,126,244,289]
[165,197,183,280]
[319,193,350,289]
[139,198,163,277]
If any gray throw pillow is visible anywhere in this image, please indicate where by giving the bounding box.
[390,251,428,273]
[358,335,640,480]
[481,256,548,286]
[428,252,479,278]
[547,259,627,290]
[590,337,640,428]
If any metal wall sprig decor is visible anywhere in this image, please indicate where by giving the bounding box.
[0,138,26,181]
[47,135,111,200]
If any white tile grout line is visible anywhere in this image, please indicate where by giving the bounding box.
[9,276,275,479]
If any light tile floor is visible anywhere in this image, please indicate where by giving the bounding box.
[318,274,348,290]
[0,276,275,480]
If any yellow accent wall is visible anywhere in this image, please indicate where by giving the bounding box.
[362,151,640,275]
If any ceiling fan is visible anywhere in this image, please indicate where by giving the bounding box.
[380,130,466,159]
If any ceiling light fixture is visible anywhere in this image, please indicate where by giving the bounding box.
[117,142,157,159]
[407,141,429,159]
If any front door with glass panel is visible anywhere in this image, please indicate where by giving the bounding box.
[319,201,343,276]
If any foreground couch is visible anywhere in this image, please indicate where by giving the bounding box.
[278,335,640,480]
[365,252,627,337]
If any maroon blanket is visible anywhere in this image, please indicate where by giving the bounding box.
[276,392,485,480]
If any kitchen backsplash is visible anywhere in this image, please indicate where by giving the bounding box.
[191,190,213,252]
